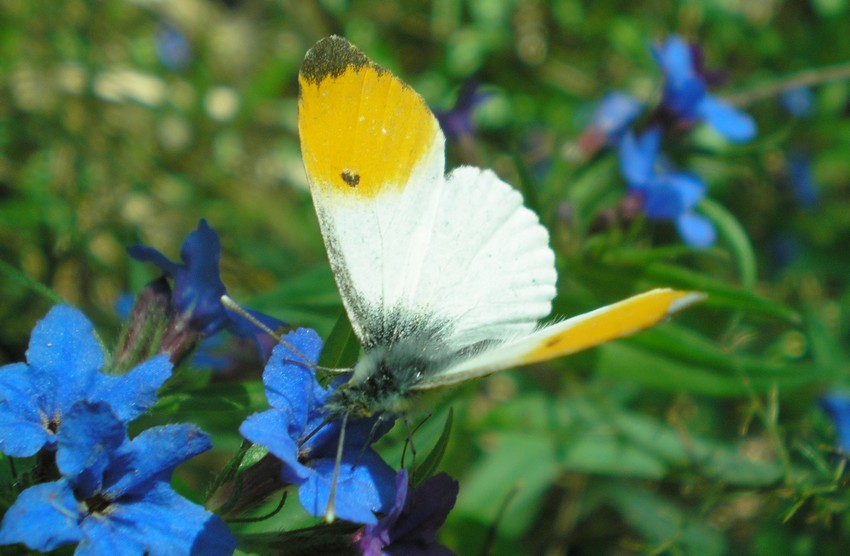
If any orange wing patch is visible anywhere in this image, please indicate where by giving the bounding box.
[298,36,440,198]
[519,289,703,366]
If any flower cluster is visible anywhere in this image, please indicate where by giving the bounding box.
[2,222,459,555]
[0,305,236,554]
[581,35,757,247]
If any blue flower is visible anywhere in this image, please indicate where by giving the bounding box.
[574,91,643,159]
[127,219,287,357]
[589,91,643,144]
[239,328,396,525]
[787,152,820,208]
[0,305,171,457]
[821,393,850,453]
[434,80,492,141]
[0,402,236,554]
[652,35,756,142]
[781,87,814,118]
[156,24,193,71]
[619,127,716,248]
[355,470,459,556]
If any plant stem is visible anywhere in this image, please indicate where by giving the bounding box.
[722,62,850,106]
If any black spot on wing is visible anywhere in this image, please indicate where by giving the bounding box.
[341,170,360,187]
[300,35,377,84]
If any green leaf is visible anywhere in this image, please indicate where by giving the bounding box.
[597,483,726,556]
[0,258,63,305]
[512,150,541,216]
[638,263,800,323]
[413,408,454,487]
[700,197,758,290]
[455,432,558,537]
[596,342,829,396]
[317,310,360,370]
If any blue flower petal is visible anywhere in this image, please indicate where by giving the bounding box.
[0,480,82,551]
[696,95,757,142]
[240,409,312,484]
[0,362,51,457]
[263,329,325,415]
[26,305,105,418]
[653,35,697,82]
[300,451,397,524]
[641,180,686,219]
[103,424,212,498]
[224,308,290,361]
[176,220,229,335]
[591,91,643,140]
[821,393,850,453]
[126,244,182,276]
[89,353,172,422]
[781,86,814,118]
[787,153,820,207]
[56,402,127,498]
[390,472,459,546]
[619,128,661,185]
[659,172,706,211]
[78,482,235,556]
[0,406,49,456]
[676,212,717,248]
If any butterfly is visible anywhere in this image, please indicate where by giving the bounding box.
[297,36,703,424]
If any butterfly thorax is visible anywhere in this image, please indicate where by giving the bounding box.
[324,341,452,418]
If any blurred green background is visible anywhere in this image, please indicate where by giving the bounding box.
[3,0,850,554]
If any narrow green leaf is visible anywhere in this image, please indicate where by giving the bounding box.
[455,432,558,537]
[317,310,360,369]
[0,258,63,305]
[512,150,541,216]
[639,263,800,323]
[700,197,758,290]
[413,408,454,487]
[599,483,726,556]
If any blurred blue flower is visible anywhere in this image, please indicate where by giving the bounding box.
[589,91,643,144]
[575,91,643,158]
[0,402,236,554]
[355,470,459,556]
[156,24,193,71]
[128,219,287,358]
[821,393,850,453]
[434,80,491,141]
[0,305,171,458]
[619,127,716,247]
[781,87,815,118]
[240,328,396,524]
[653,35,756,142]
[114,292,134,319]
[787,152,820,207]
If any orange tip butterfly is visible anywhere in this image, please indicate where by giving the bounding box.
[297,36,704,421]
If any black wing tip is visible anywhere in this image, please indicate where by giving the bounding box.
[301,35,374,84]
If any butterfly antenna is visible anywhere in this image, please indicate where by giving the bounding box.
[220,294,315,368]
[299,414,335,448]
[324,412,349,523]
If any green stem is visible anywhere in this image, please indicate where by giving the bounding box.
[722,61,850,107]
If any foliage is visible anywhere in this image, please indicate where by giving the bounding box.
[3,1,850,554]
